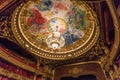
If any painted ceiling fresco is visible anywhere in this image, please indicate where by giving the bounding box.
[12,0,99,59]
[26,0,87,45]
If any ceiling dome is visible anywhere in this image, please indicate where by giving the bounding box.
[12,0,100,60]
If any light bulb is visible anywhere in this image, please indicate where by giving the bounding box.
[52,43,59,49]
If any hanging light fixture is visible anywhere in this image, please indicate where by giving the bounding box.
[46,32,65,49]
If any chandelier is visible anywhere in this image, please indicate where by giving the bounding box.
[46,32,65,49]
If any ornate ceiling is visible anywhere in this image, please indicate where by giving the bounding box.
[0,0,120,80]
[12,0,100,60]
[0,0,119,67]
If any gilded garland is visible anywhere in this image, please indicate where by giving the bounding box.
[12,0,100,60]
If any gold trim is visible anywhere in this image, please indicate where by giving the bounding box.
[0,67,32,80]
[106,0,120,61]
[11,1,100,60]
[54,61,102,70]
[0,48,43,75]
[53,61,107,80]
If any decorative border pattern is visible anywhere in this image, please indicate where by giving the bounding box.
[0,67,33,80]
[11,1,100,60]
[53,62,107,80]
[0,46,43,75]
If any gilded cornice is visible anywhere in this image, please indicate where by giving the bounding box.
[53,62,107,80]
[0,1,119,79]
[0,67,32,80]
[0,48,43,75]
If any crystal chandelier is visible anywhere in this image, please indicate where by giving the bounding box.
[46,32,65,49]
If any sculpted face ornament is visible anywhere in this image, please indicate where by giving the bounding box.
[12,0,100,60]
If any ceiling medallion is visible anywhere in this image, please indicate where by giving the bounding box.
[12,0,100,60]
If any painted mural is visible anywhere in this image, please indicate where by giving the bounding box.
[12,0,99,58]
[26,0,88,45]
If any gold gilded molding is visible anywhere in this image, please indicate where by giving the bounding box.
[0,48,43,75]
[53,61,107,80]
[54,61,102,69]
[0,16,16,42]
[106,0,120,62]
[11,0,100,60]
[0,67,33,80]
[0,20,10,38]
[68,67,83,75]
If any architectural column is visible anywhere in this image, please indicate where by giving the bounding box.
[34,57,40,80]
[106,0,120,63]
[105,0,120,79]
